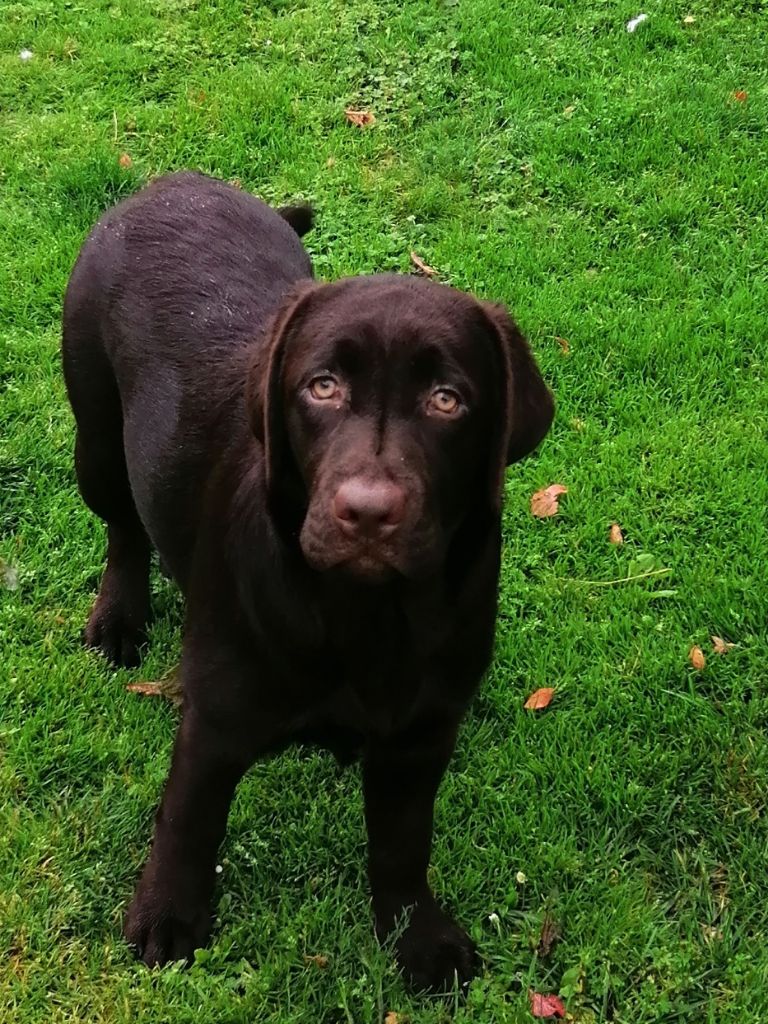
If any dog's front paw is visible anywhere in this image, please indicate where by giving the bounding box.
[124,879,212,967]
[392,903,479,992]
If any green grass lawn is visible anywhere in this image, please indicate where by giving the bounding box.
[2,1,768,1020]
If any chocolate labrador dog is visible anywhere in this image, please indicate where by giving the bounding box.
[62,172,553,991]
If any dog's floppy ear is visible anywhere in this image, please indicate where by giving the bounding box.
[247,281,320,494]
[481,301,554,496]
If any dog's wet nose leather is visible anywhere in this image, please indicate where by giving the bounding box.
[332,478,406,539]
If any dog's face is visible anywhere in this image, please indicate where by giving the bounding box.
[250,276,553,582]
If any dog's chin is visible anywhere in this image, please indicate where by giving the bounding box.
[302,544,398,584]
[336,554,398,584]
[300,525,442,584]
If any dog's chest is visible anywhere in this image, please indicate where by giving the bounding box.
[326,663,424,738]
[306,603,446,739]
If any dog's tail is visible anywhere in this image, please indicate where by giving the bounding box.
[277,203,314,238]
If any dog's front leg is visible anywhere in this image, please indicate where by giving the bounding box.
[363,721,478,992]
[124,697,264,967]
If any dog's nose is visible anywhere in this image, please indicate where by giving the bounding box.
[333,478,406,539]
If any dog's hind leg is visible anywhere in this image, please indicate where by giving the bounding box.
[63,317,151,667]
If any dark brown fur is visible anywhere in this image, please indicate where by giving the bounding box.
[61,172,554,991]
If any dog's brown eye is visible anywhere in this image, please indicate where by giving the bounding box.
[428,388,461,415]
[309,376,340,401]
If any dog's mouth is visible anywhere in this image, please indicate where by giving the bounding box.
[300,538,399,581]
[298,504,441,584]
[335,551,398,582]
[300,535,445,586]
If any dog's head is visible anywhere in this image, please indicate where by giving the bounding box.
[248,275,553,582]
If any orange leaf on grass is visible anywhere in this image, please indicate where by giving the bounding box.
[126,681,162,696]
[303,954,329,968]
[609,522,624,545]
[118,152,133,168]
[689,646,706,671]
[345,108,376,127]
[531,484,567,518]
[126,667,183,707]
[732,90,747,102]
[711,635,736,655]
[555,336,570,355]
[410,252,438,277]
[529,991,566,1018]
[524,687,555,711]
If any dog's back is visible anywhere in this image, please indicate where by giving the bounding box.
[62,172,313,586]
[64,172,312,379]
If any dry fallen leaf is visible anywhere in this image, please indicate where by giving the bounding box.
[711,635,736,655]
[126,681,162,696]
[118,152,133,169]
[530,991,566,1019]
[524,687,555,711]
[126,667,183,706]
[609,523,624,545]
[537,913,561,958]
[732,90,747,102]
[531,484,567,518]
[683,15,696,24]
[689,646,706,671]
[345,108,376,127]
[555,336,570,355]
[303,954,329,969]
[384,1014,403,1024]
[410,252,438,277]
